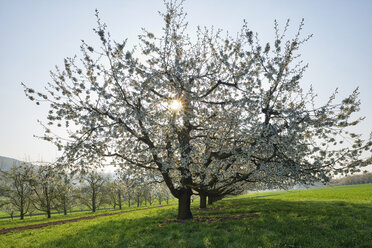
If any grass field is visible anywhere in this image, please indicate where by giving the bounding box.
[0,184,371,248]
[0,199,178,230]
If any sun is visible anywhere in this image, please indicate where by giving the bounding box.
[169,99,183,112]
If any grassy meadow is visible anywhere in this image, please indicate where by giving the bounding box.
[0,184,371,248]
[0,199,178,230]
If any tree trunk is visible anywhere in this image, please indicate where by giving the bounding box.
[200,193,207,209]
[47,196,51,218]
[63,198,67,215]
[20,205,24,220]
[20,197,25,220]
[208,195,213,205]
[177,188,193,220]
[118,192,122,210]
[92,189,96,213]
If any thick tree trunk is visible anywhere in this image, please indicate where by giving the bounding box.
[47,209,51,218]
[200,193,207,209]
[208,195,213,205]
[177,188,193,220]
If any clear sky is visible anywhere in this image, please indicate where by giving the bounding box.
[0,0,371,166]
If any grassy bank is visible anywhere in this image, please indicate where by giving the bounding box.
[0,184,371,247]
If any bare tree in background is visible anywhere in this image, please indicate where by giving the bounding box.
[29,165,59,218]
[0,163,33,219]
[76,171,107,212]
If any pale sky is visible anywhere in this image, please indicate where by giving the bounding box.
[0,0,371,168]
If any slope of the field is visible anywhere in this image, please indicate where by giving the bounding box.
[0,184,371,248]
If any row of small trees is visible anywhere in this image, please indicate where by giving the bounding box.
[0,163,173,220]
[329,172,372,186]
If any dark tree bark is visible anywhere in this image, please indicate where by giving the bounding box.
[199,192,207,209]
[20,203,24,220]
[118,192,122,210]
[46,196,52,218]
[177,188,193,220]
[92,188,96,213]
[62,196,67,215]
[208,195,214,205]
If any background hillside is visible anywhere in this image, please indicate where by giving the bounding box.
[0,156,25,171]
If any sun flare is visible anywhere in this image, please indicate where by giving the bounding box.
[169,99,183,111]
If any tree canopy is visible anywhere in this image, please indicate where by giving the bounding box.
[24,0,372,219]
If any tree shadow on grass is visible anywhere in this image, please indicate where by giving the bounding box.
[33,198,372,248]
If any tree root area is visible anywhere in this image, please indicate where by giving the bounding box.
[162,212,260,225]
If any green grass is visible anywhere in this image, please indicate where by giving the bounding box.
[0,199,177,230]
[0,199,178,219]
[0,184,371,248]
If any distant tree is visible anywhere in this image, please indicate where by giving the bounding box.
[107,179,124,210]
[133,181,145,208]
[76,171,107,212]
[29,165,59,218]
[0,163,33,220]
[55,172,75,215]
[154,183,172,205]
[115,170,135,208]
[1,202,17,220]
[115,167,158,208]
[24,0,372,219]
[143,184,154,206]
